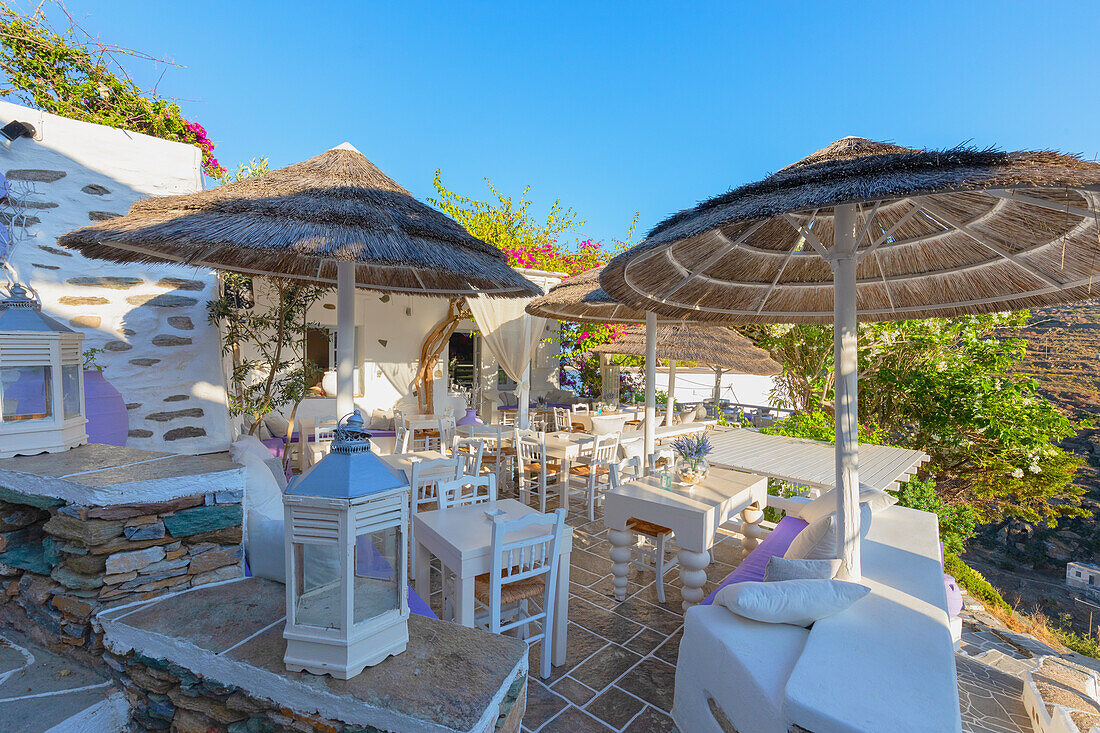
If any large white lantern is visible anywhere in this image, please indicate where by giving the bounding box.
[0,283,87,458]
[283,409,410,678]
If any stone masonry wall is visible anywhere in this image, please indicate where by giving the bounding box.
[0,487,242,655]
[0,99,231,453]
[106,647,527,733]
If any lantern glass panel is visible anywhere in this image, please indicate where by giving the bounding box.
[61,365,81,420]
[353,526,401,624]
[293,543,342,630]
[0,365,52,422]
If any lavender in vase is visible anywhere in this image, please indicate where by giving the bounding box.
[672,434,712,485]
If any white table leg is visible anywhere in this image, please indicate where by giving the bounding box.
[608,529,634,602]
[414,540,431,601]
[679,548,711,612]
[455,575,475,628]
[553,553,569,666]
[560,455,571,513]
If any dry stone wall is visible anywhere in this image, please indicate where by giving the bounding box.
[0,100,231,453]
[0,486,243,655]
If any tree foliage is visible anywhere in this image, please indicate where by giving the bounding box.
[0,2,224,177]
[754,313,1086,528]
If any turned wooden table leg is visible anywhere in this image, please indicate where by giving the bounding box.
[678,548,711,612]
[608,529,635,602]
[741,501,766,560]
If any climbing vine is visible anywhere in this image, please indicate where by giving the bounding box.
[0,2,224,177]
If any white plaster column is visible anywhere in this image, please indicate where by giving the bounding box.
[336,261,356,419]
[644,311,657,468]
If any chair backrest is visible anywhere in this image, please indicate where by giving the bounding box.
[395,425,410,453]
[500,410,517,426]
[438,416,457,446]
[571,403,590,414]
[487,508,566,629]
[451,436,486,476]
[514,429,547,471]
[314,419,338,444]
[438,474,497,510]
[590,414,625,436]
[646,446,675,475]
[588,432,620,464]
[393,409,407,429]
[552,407,571,432]
[409,457,461,511]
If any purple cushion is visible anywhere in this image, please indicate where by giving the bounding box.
[260,438,284,458]
[702,515,808,605]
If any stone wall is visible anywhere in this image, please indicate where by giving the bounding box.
[0,487,242,654]
[106,647,526,733]
[0,99,231,453]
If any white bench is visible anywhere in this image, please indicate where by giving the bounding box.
[672,504,961,733]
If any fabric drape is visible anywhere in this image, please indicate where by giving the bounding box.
[467,296,546,427]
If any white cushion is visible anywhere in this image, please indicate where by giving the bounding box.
[262,413,290,438]
[764,557,841,582]
[715,579,871,627]
[785,503,872,561]
[369,409,393,430]
[679,409,696,425]
[795,487,897,525]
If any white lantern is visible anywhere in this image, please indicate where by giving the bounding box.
[0,283,87,458]
[283,409,410,678]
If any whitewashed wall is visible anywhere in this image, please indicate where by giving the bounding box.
[0,100,231,453]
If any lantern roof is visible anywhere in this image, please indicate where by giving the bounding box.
[0,284,74,334]
[285,411,409,499]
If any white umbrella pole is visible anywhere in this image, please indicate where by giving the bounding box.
[666,361,677,426]
[518,365,530,430]
[644,311,656,468]
[336,261,356,419]
[832,204,862,580]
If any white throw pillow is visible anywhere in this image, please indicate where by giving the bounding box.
[715,579,871,627]
[795,486,897,525]
[262,413,290,438]
[764,557,842,582]
[785,503,873,561]
[369,409,393,430]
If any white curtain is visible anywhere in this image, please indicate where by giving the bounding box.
[378,361,418,397]
[467,296,546,427]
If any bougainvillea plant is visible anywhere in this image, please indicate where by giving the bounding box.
[0,2,225,177]
[431,173,641,397]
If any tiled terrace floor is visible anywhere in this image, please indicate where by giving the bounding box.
[423,487,1043,732]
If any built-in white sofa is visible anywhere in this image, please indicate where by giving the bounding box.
[673,504,962,733]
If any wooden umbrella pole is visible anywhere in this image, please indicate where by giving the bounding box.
[832,203,862,580]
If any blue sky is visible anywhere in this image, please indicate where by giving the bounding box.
[33,1,1100,248]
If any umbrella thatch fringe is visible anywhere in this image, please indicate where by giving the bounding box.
[590,325,780,375]
[600,137,1100,322]
[59,146,540,297]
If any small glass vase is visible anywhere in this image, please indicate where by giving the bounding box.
[675,455,709,485]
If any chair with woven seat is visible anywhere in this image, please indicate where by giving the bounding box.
[408,457,461,581]
[551,407,572,433]
[610,464,678,602]
[461,424,513,493]
[568,432,619,522]
[514,429,561,512]
[472,508,566,679]
[437,474,497,510]
[647,446,674,476]
[450,436,485,477]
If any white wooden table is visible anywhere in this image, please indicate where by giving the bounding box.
[379,450,448,481]
[706,427,928,492]
[537,431,596,513]
[413,499,573,666]
[605,467,768,611]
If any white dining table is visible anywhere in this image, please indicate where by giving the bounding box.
[605,467,768,611]
[379,450,449,481]
[535,431,598,513]
[413,499,573,666]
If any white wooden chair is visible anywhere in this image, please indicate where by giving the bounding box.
[500,409,517,427]
[646,446,675,475]
[551,407,572,433]
[461,424,513,491]
[450,436,485,477]
[568,432,620,522]
[514,429,561,513]
[473,508,566,679]
[437,475,497,510]
[610,463,678,603]
[437,415,457,449]
[571,403,590,414]
[394,425,411,454]
[408,457,461,581]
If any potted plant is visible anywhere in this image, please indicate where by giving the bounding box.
[82,347,128,445]
[672,434,712,485]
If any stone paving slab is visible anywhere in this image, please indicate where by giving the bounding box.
[0,627,118,732]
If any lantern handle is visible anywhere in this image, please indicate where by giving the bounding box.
[330,409,373,454]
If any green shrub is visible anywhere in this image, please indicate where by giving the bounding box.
[893,477,978,556]
[944,554,1012,613]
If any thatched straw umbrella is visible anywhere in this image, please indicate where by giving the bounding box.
[590,324,780,423]
[60,143,541,417]
[601,136,1100,579]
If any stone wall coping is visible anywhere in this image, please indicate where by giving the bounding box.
[100,577,528,733]
[0,444,241,507]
